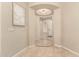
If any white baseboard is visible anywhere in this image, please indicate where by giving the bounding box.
[55,44,62,48]
[13,44,79,57]
[55,44,79,56]
[62,46,79,56]
[13,45,34,57]
[13,47,28,57]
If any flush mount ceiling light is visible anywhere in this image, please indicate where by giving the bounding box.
[35,8,53,16]
[31,4,58,16]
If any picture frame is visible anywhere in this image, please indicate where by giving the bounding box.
[12,3,26,26]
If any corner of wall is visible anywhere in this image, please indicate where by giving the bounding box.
[0,2,2,56]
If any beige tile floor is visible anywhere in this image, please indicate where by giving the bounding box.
[15,46,78,57]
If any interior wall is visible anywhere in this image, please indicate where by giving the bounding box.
[1,2,28,56]
[0,2,62,56]
[28,2,61,45]
[53,7,62,45]
[62,2,79,53]
[0,3,2,56]
[28,3,38,45]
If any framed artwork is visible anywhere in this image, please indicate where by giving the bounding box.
[12,3,26,26]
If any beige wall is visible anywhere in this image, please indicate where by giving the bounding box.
[62,3,79,53]
[28,2,61,45]
[28,4,37,45]
[0,2,62,56]
[1,2,28,56]
[53,8,62,45]
[0,3,2,56]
